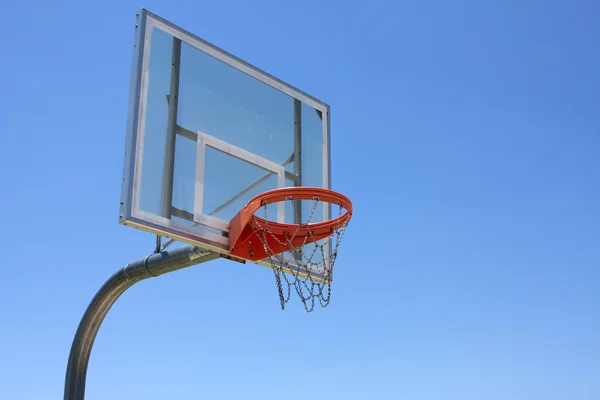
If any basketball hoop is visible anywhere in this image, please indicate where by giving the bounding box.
[228,187,353,311]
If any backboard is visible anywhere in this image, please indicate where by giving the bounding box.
[120,9,332,280]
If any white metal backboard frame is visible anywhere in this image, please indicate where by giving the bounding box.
[119,9,331,278]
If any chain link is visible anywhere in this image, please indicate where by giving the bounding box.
[249,197,350,312]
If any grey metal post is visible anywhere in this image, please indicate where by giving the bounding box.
[64,246,219,400]
[160,37,182,219]
[293,100,303,261]
[293,99,302,223]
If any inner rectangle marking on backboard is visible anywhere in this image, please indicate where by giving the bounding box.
[194,130,285,230]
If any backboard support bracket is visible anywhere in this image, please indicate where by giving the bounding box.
[160,38,182,220]
[293,98,302,224]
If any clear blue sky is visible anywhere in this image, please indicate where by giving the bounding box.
[1,1,599,399]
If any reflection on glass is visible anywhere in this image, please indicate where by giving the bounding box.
[178,42,293,164]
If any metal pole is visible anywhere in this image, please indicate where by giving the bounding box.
[293,98,302,223]
[160,37,182,219]
[293,99,303,261]
[64,246,219,400]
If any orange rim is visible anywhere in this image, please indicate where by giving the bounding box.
[227,187,352,261]
[243,187,353,237]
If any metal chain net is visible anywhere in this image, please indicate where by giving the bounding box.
[249,196,350,312]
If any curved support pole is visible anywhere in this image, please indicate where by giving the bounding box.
[64,246,219,400]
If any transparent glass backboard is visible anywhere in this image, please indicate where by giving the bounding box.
[120,10,331,278]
